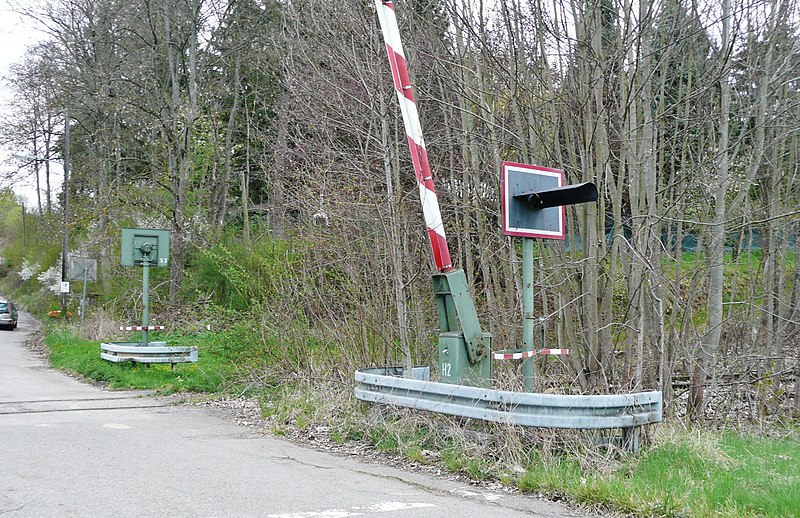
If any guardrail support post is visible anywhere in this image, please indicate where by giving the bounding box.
[622,426,640,453]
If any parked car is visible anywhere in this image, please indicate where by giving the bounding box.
[0,300,19,330]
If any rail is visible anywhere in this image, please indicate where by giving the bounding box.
[354,367,662,451]
[100,341,198,367]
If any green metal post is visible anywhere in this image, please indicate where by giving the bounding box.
[142,259,150,347]
[522,238,535,391]
[80,267,88,323]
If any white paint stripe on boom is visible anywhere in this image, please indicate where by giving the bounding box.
[377,1,404,58]
[419,184,445,235]
[396,95,425,148]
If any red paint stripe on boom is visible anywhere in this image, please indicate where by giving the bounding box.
[392,54,415,102]
[407,136,433,187]
[428,228,452,270]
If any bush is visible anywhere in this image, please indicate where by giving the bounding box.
[184,238,305,311]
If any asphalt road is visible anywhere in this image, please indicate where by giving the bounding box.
[0,308,595,518]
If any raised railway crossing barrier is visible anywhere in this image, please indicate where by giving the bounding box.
[101,229,199,370]
[367,1,660,451]
[355,367,662,451]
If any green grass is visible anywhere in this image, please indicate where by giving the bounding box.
[45,329,230,393]
[517,429,800,517]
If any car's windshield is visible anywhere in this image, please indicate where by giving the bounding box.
[0,303,8,312]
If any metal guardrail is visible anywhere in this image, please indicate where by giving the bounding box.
[100,341,198,366]
[355,367,662,447]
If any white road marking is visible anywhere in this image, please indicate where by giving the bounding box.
[452,489,503,502]
[102,423,131,429]
[268,501,436,518]
[367,502,436,512]
[269,511,355,518]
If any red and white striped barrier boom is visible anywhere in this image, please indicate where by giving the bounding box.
[120,325,165,331]
[375,0,452,272]
[493,349,569,360]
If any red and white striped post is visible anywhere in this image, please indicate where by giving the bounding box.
[375,0,452,272]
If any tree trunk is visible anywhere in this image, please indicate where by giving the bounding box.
[690,0,731,419]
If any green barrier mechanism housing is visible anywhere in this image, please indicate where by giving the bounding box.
[102,228,197,369]
[121,228,170,268]
[120,228,169,347]
[433,269,492,387]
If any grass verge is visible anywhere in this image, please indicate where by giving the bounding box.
[40,330,800,517]
[45,329,229,393]
[515,428,800,517]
